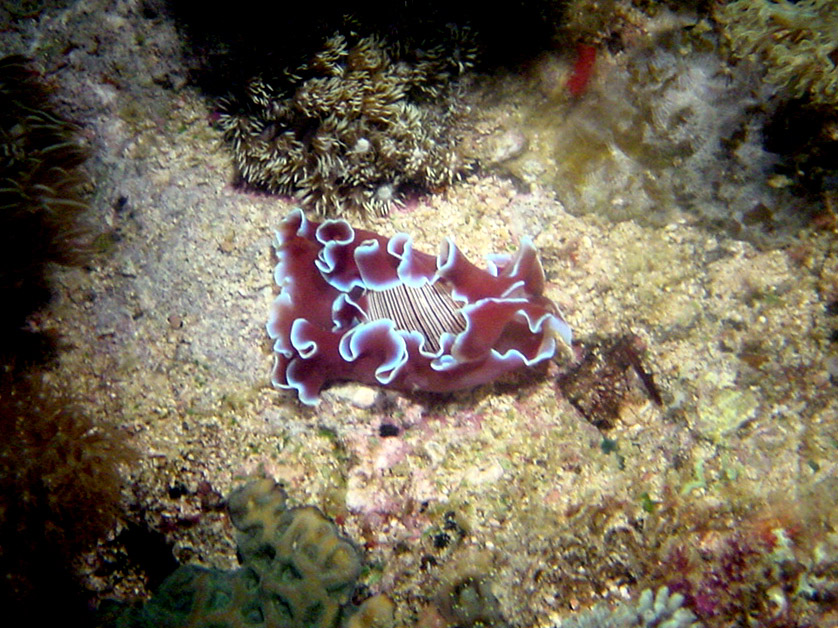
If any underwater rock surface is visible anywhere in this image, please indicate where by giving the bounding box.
[500,18,806,248]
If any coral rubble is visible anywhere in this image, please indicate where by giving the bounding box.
[217,28,476,216]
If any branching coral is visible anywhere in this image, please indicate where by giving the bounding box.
[217,28,477,216]
[717,0,838,105]
[553,587,700,628]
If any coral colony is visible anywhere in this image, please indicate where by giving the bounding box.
[719,0,838,106]
[100,479,393,628]
[217,30,476,216]
[267,209,571,404]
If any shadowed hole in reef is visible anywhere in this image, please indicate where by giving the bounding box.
[279,560,304,582]
[302,601,326,628]
[268,593,294,622]
[241,599,264,624]
[111,523,179,591]
[249,542,277,571]
[206,586,232,611]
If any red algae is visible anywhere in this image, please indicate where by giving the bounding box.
[567,43,596,97]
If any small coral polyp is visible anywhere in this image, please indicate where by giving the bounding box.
[267,209,572,404]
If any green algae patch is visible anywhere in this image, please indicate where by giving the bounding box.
[695,386,760,443]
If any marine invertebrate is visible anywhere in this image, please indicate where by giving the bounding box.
[101,478,392,628]
[0,371,135,621]
[567,43,597,97]
[434,552,507,628]
[0,54,94,360]
[217,29,476,216]
[553,587,700,628]
[229,479,366,628]
[717,0,838,105]
[266,209,571,405]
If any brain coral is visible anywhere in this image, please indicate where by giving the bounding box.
[229,480,362,627]
[102,478,392,628]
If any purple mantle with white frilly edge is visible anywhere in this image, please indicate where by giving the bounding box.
[267,208,572,405]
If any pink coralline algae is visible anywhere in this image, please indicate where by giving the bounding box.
[267,209,572,405]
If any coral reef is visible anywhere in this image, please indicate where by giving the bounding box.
[553,587,700,628]
[6,3,837,628]
[217,28,476,216]
[717,0,838,106]
[0,54,94,361]
[102,478,392,628]
[267,209,571,404]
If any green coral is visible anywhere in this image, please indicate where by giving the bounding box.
[103,478,392,628]
[110,565,264,628]
[717,0,838,104]
[217,28,476,216]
